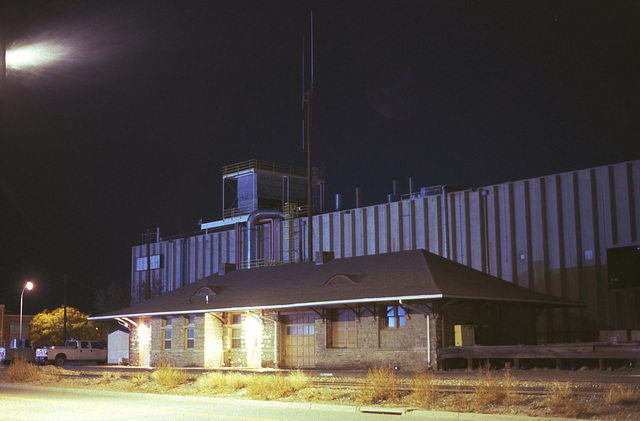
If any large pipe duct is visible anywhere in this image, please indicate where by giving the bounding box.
[246,209,284,268]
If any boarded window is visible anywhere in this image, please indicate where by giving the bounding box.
[330,309,357,348]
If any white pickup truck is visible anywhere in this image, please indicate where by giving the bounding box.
[36,339,107,366]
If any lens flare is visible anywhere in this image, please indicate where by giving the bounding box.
[7,41,71,70]
[3,3,163,88]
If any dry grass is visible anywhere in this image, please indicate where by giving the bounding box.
[474,366,505,409]
[409,371,440,409]
[196,371,250,393]
[4,358,41,382]
[151,360,188,389]
[605,385,640,405]
[128,372,150,386]
[245,371,311,400]
[98,371,122,384]
[548,381,585,418]
[360,366,399,404]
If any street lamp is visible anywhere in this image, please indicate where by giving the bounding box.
[19,281,34,341]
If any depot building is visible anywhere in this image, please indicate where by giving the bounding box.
[91,249,577,369]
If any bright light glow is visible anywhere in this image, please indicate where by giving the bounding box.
[6,42,71,70]
[244,315,262,340]
[25,281,34,291]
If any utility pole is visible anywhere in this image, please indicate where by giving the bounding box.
[63,274,67,343]
[305,11,314,262]
[146,228,151,300]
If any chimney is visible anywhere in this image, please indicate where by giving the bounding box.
[315,251,335,265]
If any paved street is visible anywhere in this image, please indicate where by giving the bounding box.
[0,384,461,421]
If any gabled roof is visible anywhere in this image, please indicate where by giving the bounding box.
[90,249,581,320]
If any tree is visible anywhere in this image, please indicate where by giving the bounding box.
[29,306,107,347]
[94,279,131,314]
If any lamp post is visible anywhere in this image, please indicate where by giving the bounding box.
[19,281,33,341]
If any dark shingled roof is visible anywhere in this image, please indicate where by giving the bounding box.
[91,249,581,320]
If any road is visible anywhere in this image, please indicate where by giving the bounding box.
[0,384,468,421]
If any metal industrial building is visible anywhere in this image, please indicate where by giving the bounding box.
[131,159,640,344]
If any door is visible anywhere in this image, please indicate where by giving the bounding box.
[282,313,315,368]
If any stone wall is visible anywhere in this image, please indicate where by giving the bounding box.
[315,312,437,371]
[150,315,204,367]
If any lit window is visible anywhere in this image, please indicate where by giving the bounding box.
[384,306,406,328]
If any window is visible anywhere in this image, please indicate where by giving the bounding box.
[163,329,172,349]
[231,328,242,349]
[330,309,357,348]
[230,314,242,349]
[184,315,195,349]
[607,246,640,289]
[384,305,406,328]
[162,316,172,349]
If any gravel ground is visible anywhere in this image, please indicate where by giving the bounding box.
[2,364,639,420]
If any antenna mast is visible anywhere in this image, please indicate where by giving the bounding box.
[303,11,314,262]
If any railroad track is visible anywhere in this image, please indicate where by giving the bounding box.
[311,379,608,396]
[54,369,628,397]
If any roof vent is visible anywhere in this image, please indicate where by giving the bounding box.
[315,251,334,265]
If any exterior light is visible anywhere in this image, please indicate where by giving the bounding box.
[20,281,34,341]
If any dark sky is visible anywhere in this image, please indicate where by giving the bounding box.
[1,0,639,315]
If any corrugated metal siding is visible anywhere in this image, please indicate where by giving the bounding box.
[130,160,640,337]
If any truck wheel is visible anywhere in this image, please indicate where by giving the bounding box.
[54,354,66,366]
[97,359,106,365]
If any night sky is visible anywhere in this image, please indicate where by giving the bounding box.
[1,0,639,315]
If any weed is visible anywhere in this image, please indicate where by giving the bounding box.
[127,371,150,390]
[410,371,440,409]
[151,359,188,389]
[501,369,521,406]
[196,371,250,393]
[474,366,505,409]
[360,366,399,404]
[245,371,311,400]
[99,371,122,384]
[548,381,585,418]
[287,370,311,390]
[5,358,41,382]
[605,385,640,405]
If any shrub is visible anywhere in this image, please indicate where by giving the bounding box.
[5,358,41,382]
[605,385,640,405]
[360,366,399,404]
[151,360,188,389]
[410,371,440,409]
[246,371,311,400]
[548,381,585,418]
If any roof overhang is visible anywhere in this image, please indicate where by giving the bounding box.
[89,294,445,321]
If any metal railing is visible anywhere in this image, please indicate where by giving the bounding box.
[222,159,310,178]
